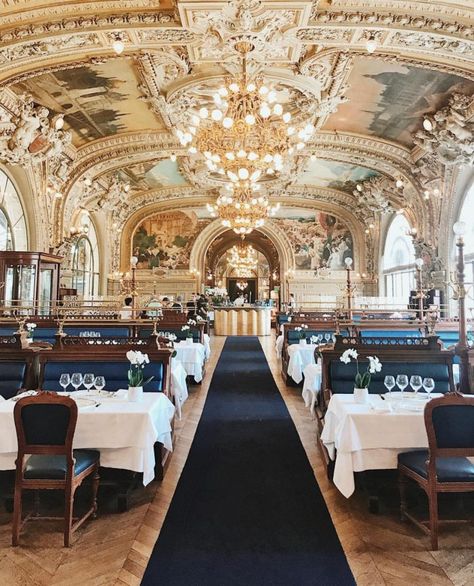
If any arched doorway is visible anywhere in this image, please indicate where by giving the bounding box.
[205,230,281,304]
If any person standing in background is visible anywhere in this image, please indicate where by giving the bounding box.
[287,293,297,313]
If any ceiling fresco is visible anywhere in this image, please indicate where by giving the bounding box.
[294,158,379,192]
[13,59,161,146]
[110,159,189,191]
[323,57,474,147]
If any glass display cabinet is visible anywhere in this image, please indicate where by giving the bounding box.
[0,252,62,315]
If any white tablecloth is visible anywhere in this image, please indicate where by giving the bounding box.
[286,343,318,384]
[302,363,322,415]
[203,333,211,360]
[275,334,283,358]
[0,393,175,486]
[321,394,438,498]
[174,341,206,383]
[170,358,189,419]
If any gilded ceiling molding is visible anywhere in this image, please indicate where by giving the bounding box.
[324,1,472,21]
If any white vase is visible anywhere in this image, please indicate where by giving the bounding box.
[299,339,307,346]
[353,387,369,404]
[128,386,143,402]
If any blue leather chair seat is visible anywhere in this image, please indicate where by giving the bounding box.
[360,330,421,338]
[0,327,16,336]
[32,328,58,344]
[277,315,290,326]
[398,450,474,482]
[42,360,164,392]
[329,360,450,394]
[24,449,100,479]
[0,362,26,399]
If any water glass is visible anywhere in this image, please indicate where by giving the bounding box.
[71,372,83,392]
[396,374,409,398]
[59,373,70,393]
[324,333,331,343]
[83,373,95,393]
[423,377,435,399]
[94,376,105,392]
[410,375,422,395]
[384,375,395,399]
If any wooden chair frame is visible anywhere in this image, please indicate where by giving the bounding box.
[12,392,100,547]
[398,392,474,550]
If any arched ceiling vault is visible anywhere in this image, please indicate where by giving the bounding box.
[0,0,471,256]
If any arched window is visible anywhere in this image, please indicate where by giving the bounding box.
[382,214,416,302]
[71,216,100,298]
[0,168,28,250]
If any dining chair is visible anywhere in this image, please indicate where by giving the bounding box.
[12,392,100,547]
[398,392,474,550]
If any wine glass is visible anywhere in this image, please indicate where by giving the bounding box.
[317,334,323,343]
[94,376,105,393]
[324,333,331,343]
[83,373,95,393]
[396,374,409,398]
[384,375,395,399]
[423,377,435,399]
[71,372,83,392]
[59,373,70,393]
[410,375,422,396]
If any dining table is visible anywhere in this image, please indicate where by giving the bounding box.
[0,391,175,486]
[174,340,206,383]
[286,342,318,384]
[301,362,322,415]
[321,393,442,498]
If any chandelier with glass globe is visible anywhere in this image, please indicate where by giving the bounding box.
[176,41,315,186]
[207,184,280,235]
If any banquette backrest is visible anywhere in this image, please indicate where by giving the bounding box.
[37,336,173,394]
[320,335,455,405]
[0,334,37,399]
[137,321,205,344]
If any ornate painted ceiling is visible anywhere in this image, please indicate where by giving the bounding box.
[0,0,471,268]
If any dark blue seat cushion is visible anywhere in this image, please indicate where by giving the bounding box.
[0,327,16,336]
[277,315,290,326]
[0,362,26,399]
[398,450,474,482]
[64,326,130,338]
[24,449,99,479]
[42,360,164,392]
[329,360,450,394]
[360,330,421,338]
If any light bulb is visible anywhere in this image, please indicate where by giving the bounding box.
[260,104,271,118]
[188,146,197,154]
[211,109,223,121]
[287,126,295,136]
[112,39,125,55]
[396,179,404,188]
[245,114,256,125]
[247,152,258,161]
[237,149,246,158]
[282,112,291,123]
[225,152,235,160]
[54,115,64,130]
[199,107,208,119]
[191,115,200,126]
[423,118,433,131]
[345,257,353,267]
[222,117,233,128]
[238,168,249,180]
[218,87,228,97]
[356,183,363,192]
[246,83,256,92]
[273,104,283,116]
[415,258,424,268]
[453,221,467,236]
[366,37,378,53]
[229,83,239,92]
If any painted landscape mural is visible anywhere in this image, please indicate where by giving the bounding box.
[295,159,378,192]
[324,57,474,147]
[132,211,209,270]
[274,210,354,270]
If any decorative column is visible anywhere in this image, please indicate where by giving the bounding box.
[344,257,355,319]
[453,221,469,393]
[414,257,425,321]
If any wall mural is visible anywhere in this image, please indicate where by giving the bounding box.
[295,158,378,192]
[274,210,354,270]
[14,59,161,146]
[324,57,474,147]
[132,211,209,270]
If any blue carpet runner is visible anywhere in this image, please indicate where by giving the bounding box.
[142,337,355,585]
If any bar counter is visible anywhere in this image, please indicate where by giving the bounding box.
[213,306,272,336]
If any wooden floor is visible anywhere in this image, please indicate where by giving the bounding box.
[1,333,473,585]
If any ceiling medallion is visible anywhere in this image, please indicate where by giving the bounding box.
[207,184,280,235]
[176,41,315,188]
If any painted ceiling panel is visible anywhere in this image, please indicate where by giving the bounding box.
[294,158,379,192]
[13,59,162,146]
[323,57,474,147]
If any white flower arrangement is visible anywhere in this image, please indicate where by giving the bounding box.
[126,350,152,388]
[167,333,177,342]
[181,324,193,338]
[187,319,197,326]
[310,335,318,344]
[181,325,190,331]
[340,348,382,389]
[26,322,37,338]
[294,324,308,339]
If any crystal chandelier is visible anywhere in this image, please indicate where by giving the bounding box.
[236,280,249,291]
[227,241,258,273]
[176,41,315,186]
[207,184,280,235]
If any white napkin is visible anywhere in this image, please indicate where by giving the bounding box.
[115,389,129,399]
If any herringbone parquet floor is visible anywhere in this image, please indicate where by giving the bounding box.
[1,334,474,586]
